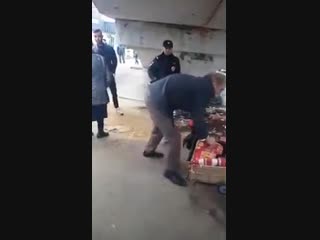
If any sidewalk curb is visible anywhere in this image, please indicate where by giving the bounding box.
[118,95,145,103]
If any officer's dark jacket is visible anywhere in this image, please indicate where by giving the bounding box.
[149,73,215,139]
[93,43,118,74]
[148,52,180,82]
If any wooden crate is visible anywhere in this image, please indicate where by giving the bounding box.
[189,165,226,184]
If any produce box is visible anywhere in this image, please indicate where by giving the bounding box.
[189,140,226,184]
[191,140,226,166]
[189,165,226,184]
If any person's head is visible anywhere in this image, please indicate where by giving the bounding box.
[163,40,173,55]
[207,71,226,96]
[93,29,103,44]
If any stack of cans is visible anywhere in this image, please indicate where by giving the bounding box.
[196,157,226,167]
[191,140,226,168]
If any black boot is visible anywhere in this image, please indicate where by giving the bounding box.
[97,130,109,138]
[143,151,164,158]
[163,170,187,187]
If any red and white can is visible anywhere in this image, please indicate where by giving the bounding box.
[216,157,226,167]
[196,157,226,167]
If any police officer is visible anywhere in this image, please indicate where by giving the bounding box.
[148,40,181,83]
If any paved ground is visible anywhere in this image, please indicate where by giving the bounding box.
[92,99,226,240]
[114,58,148,101]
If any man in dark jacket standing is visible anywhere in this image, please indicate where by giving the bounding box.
[143,72,226,186]
[148,40,181,83]
[93,29,124,116]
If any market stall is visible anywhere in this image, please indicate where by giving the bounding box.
[174,105,226,194]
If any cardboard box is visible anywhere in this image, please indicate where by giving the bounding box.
[189,140,226,184]
[189,165,226,184]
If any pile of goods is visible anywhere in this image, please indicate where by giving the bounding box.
[173,110,192,129]
[174,105,227,185]
[206,107,226,143]
[174,107,226,141]
[188,139,226,184]
[191,140,225,166]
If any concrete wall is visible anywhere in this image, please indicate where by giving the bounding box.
[134,48,225,76]
[116,20,225,55]
[93,0,225,30]
[93,0,226,75]
[115,19,225,75]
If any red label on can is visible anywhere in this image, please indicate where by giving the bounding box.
[191,140,226,167]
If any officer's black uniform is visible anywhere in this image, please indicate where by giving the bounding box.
[148,40,181,83]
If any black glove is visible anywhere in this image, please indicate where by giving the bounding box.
[183,133,198,150]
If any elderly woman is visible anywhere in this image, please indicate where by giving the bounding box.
[92,45,110,138]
